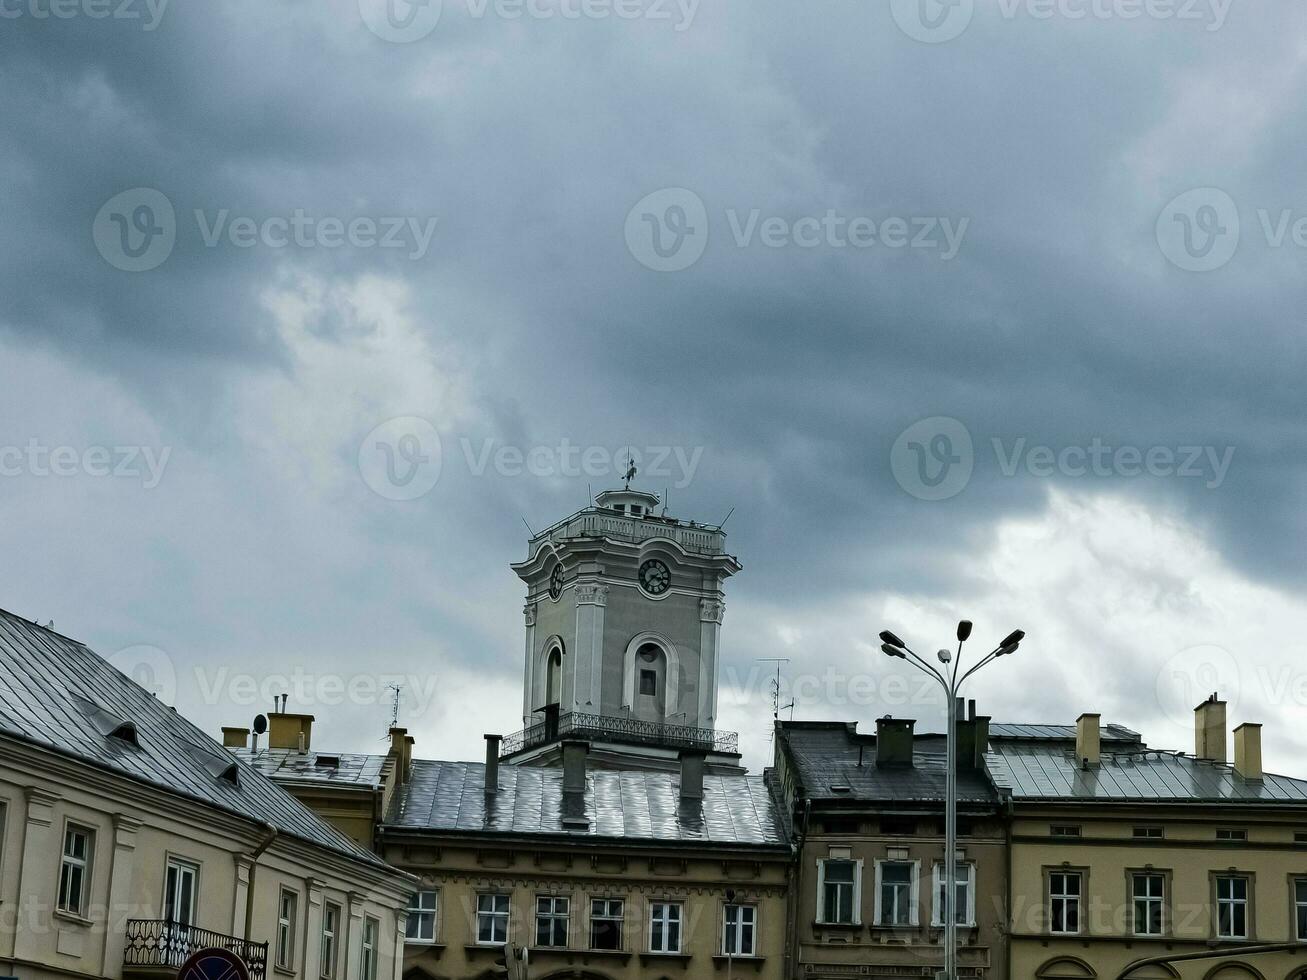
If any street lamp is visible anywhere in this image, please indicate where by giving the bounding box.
[878,622,1025,980]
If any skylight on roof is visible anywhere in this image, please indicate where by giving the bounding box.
[69,694,140,747]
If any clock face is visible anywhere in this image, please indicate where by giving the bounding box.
[638,558,671,596]
[548,564,564,601]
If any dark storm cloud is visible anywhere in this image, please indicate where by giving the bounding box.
[2,0,1305,763]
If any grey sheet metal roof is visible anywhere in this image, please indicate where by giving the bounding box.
[987,741,1307,803]
[776,722,998,806]
[386,760,789,849]
[0,609,387,867]
[233,747,388,790]
[989,722,1142,743]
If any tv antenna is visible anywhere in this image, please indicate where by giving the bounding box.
[623,449,637,489]
[757,658,794,738]
[386,684,402,730]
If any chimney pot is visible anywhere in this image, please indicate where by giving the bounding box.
[268,712,315,751]
[1233,722,1263,782]
[875,717,915,767]
[679,749,707,800]
[1195,696,1228,763]
[1076,713,1101,767]
[484,734,502,795]
[389,726,409,785]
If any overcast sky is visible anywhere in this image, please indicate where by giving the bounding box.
[3,0,1305,776]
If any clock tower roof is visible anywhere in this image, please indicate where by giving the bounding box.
[594,487,661,514]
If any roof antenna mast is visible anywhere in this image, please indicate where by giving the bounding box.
[757,658,794,739]
[387,683,402,731]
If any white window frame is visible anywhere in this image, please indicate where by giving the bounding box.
[1131,873,1165,937]
[535,895,570,948]
[360,915,379,980]
[321,903,341,980]
[589,898,624,951]
[721,904,756,956]
[1049,871,1082,936]
[1294,878,1307,942]
[874,859,920,928]
[816,857,862,925]
[276,888,298,970]
[163,857,200,928]
[405,891,438,944]
[476,893,510,946]
[648,902,683,954]
[930,862,976,927]
[57,823,94,917]
[1216,875,1249,940]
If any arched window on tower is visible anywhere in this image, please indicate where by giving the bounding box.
[633,642,667,725]
[546,646,563,708]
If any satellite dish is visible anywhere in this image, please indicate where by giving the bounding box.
[252,714,268,735]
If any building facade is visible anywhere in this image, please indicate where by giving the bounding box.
[772,714,1009,980]
[990,704,1307,980]
[0,609,414,980]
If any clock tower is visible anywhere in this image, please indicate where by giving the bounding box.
[504,487,743,772]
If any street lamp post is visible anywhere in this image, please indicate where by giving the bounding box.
[878,622,1025,980]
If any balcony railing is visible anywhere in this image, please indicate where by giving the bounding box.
[501,710,738,757]
[124,920,268,980]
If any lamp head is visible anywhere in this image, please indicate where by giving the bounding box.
[1000,629,1025,648]
[880,643,906,660]
[879,630,905,649]
[956,620,973,642]
[936,647,953,664]
[997,642,1020,657]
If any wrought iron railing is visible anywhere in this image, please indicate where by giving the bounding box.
[500,711,738,756]
[124,920,268,980]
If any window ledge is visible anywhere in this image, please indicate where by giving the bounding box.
[403,943,446,959]
[528,949,633,962]
[638,952,692,967]
[463,944,507,955]
[273,967,298,978]
[712,954,765,971]
[813,921,861,930]
[53,910,94,928]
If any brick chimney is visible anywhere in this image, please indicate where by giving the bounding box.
[484,734,502,796]
[562,739,589,795]
[268,712,314,752]
[1195,694,1227,763]
[679,749,706,800]
[1076,713,1101,767]
[875,717,915,767]
[221,726,250,750]
[1233,723,1263,782]
[389,726,410,785]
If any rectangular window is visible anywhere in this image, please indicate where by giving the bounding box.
[639,670,657,696]
[1050,825,1082,838]
[648,903,682,953]
[276,889,298,970]
[880,818,915,836]
[360,916,378,980]
[405,891,437,943]
[477,894,510,945]
[1132,873,1165,936]
[1216,828,1248,842]
[58,825,93,917]
[877,861,915,927]
[1133,826,1164,840]
[590,898,624,951]
[536,896,569,948]
[164,859,199,928]
[1295,879,1307,942]
[321,904,341,980]
[932,863,974,926]
[1216,876,1249,939]
[1049,872,1082,935]
[819,859,858,924]
[722,904,756,956]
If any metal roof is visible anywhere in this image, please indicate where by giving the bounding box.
[233,747,388,790]
[0,609,387,867]
[776,722,998,806]
[385,760,789,848]
[989,722,1142,742]
[987,742,1307,803]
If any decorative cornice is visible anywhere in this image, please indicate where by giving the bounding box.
[700,598,725,624]
[523,603,537,627]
